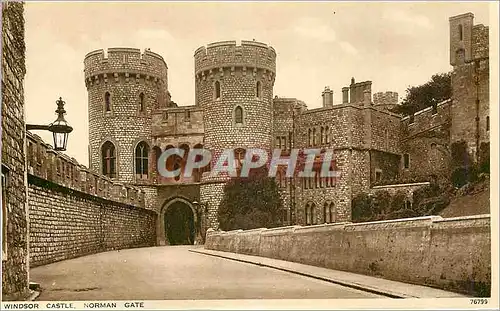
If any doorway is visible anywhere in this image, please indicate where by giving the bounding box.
[164,201,195,245]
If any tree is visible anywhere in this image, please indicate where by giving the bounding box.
[391,73,451,116]
[217,168,282,231]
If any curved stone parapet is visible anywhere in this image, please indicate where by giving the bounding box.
[84,47,168,83]
[194,40,276,76]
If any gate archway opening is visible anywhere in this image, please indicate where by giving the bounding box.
[164,201,195,245]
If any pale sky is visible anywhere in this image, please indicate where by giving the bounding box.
[24,1,492,166]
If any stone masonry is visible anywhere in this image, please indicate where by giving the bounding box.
[1,1,30,301]
[84,13,489,239]
[26,132,157,267]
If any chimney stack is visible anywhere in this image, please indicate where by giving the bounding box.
[322,86,334,108]
[342,87,349,104]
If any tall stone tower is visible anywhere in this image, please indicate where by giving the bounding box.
[449,13,489,159]
[194,40,277,229]
[84,48,169,183]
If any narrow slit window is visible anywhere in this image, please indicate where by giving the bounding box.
[105,92,111,112]
[214,81,221,99]
[235,106,243,125]
[102,141,116,178]
[139,93,145,112]
[403,154,410,169]
[256,81,262,98]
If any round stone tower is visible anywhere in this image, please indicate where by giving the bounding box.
[194,40,277,229]
[84,48,168,183]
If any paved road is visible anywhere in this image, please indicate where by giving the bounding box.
[30,246,382,300]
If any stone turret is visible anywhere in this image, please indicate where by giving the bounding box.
[84,48,169,183]
[194,40,277,229]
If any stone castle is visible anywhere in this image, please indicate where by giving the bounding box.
[79,12,488,245]
[2,3,491,300]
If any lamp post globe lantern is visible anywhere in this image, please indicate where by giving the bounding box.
[48,97,73,151]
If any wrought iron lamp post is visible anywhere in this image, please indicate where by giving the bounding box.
[26,97,73,151]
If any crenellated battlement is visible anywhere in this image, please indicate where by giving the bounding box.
[26,131,145,208]
[84,47,168,87]
[400,99,452,139]
[194,40,277,77]
[373,91,399,110]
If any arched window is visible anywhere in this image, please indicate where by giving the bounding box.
[325,126,330,144]
[310,203,316,225]
[105,92,111,112]
[139,93,145,112]
[305,204,310,225]
[152,146,162,176]
[173,160,181,182]
[214,81,221,100]
[323,203,328,223]
[308,129,312,147]
[235,106,243,125]
[313,128,317,146]
[329,203,335,223]
[234,148,246,171]
[193,143,205,182]
[101,141,116,178]
[458,24,463,41]
[256,81,262,98]
[135,141,149,179]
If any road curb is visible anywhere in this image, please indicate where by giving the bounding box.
[189,249,407,298]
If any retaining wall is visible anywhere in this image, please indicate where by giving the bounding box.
[205,215,491,296]
[28,176,157,267]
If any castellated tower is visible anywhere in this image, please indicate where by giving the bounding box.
[84,48,169,183]
[194,40,277,229]
[449,13,489,159]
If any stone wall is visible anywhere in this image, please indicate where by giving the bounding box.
[205,214,491,296]
[27,133,146,207]
[28,178,157,267]
[1,1,30,301]
[25,133,156,267]
[449,13,489,159]
[401,100,452,183]
[370,182,431,203]
[85,48,169,184]
[195,40,277,228]
[151,106,204,141]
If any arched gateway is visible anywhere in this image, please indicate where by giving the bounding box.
[158,198,198,246]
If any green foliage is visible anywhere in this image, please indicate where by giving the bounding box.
[450,140,480,187]
[390,190,407,213]
[351,184,448,222]
[218,168,282,231]
[412,184,440,207]
[451,140,471,169]
[451,166,479,188]
[391,73,451,116]
[351,193,374,222]
[478,142,490,173]
[372,190,391,218]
